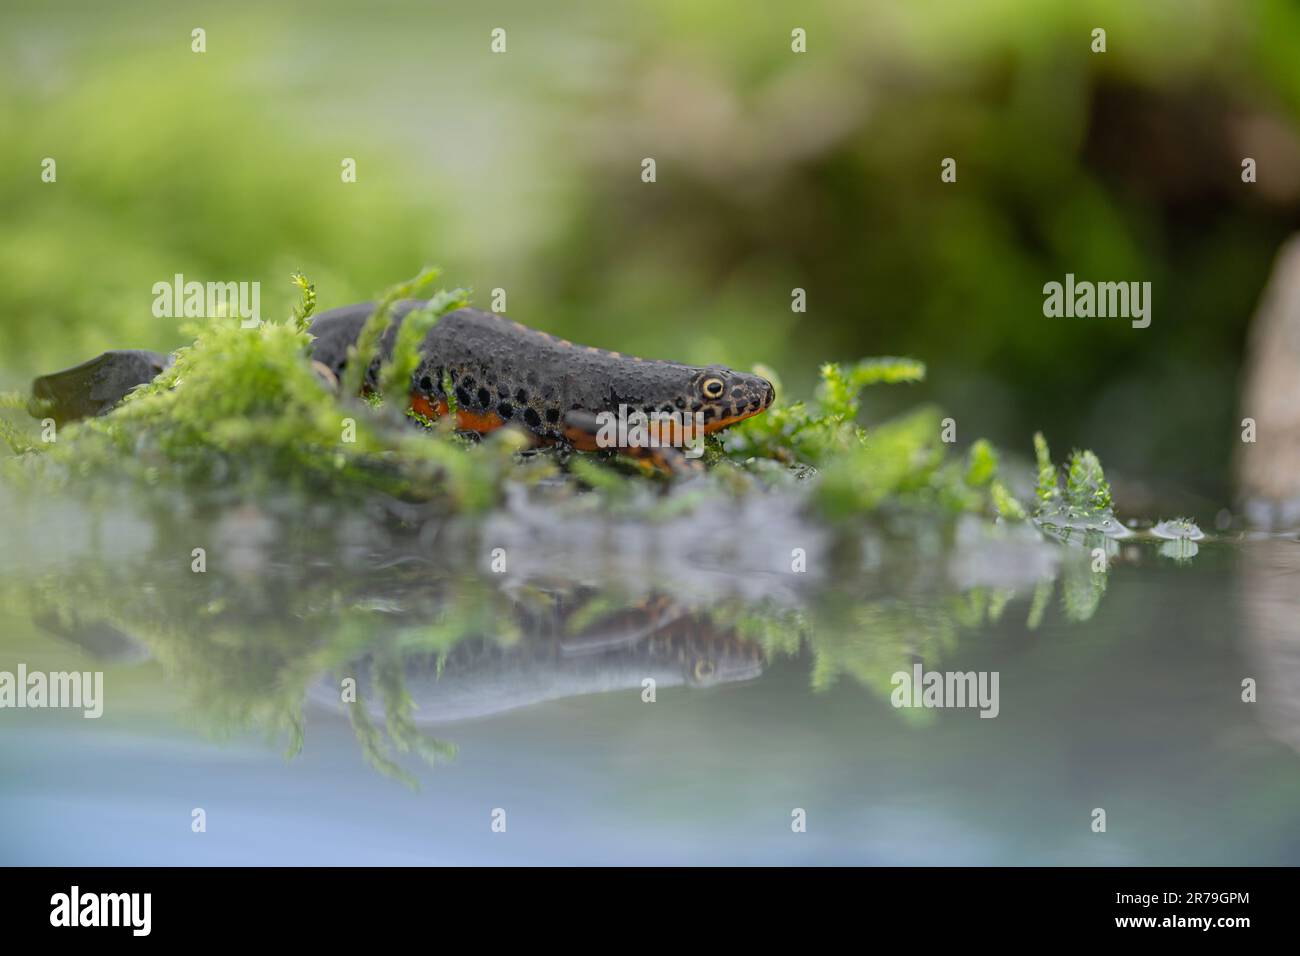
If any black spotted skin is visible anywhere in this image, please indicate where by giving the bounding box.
[307,300,775,439]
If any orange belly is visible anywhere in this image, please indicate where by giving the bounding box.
[410,393,505,433]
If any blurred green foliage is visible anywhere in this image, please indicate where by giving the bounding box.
[0,30,449,374]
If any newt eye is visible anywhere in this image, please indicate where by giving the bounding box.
[702,377,725,399]
[693,659,716,681]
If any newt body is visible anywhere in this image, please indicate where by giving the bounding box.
[311,609,765,724]
[32,300,775,469]
[31,350,172,425]
[310,300,775,456]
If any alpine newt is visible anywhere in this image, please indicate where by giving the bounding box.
[32,299,776,472]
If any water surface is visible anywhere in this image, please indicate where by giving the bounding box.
[2,490,1298,865]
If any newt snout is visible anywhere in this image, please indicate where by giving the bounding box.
[693,367,775,433]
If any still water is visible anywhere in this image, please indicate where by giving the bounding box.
[2,486,1298,865]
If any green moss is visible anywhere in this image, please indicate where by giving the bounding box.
[991,480,1028,522]
[2,273,513,511]
[1030,432,1122,539]
[378,286,469,409]
[729,356,925,464]
[288,273,317,334]
[1065,449,1113,513]
[814,406,946,516]
[965,439,998,488]
[0,392,39,455]
[341,267,439,402]
[1034,432,1060,508]
[722,355,1035,522]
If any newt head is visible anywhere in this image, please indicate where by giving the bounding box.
[682,634,766,687]
[686,366,776,433]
